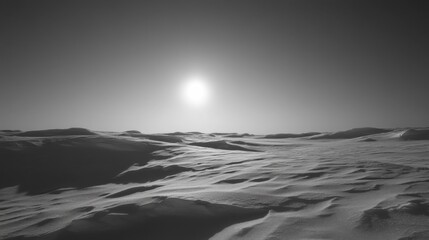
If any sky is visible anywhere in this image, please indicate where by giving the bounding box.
[1,0,428,134]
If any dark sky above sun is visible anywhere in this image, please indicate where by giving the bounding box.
[1,0,428,134]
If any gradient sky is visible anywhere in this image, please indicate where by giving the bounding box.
[1,0,428,134]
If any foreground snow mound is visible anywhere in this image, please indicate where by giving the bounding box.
[55,197,267,240]
[311,127,391,139]
[357,198,429,237]
[400,129,429,140]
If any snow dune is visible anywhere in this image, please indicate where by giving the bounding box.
[262,132,320,139]
[310,127,392,139]
[1,127,429,240]
[400,129,429,140]
[15,128,97,137]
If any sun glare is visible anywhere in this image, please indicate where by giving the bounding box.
[182,75,209,106]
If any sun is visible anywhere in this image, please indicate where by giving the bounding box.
[182,75,210,106]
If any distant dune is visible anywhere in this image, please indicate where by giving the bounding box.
[263,132,320,139]
[400,129,429,140]
[15,127,97,137]
[0,130,21,134]
[121,131,183,143]
[189,140,259,152]
[1,127,428,240]
[224,133,254,138]
[310,127,392,139]
[165,132,196,136]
